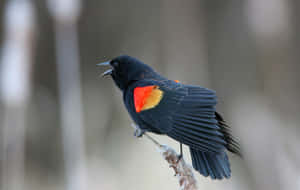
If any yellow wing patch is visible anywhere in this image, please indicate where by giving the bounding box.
[142,86,163,111]
[134,86,164,113]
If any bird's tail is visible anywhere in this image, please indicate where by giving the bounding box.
[190,148,231,180]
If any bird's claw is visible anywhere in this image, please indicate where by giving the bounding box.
[134,127,145,138]
[176,154,183,164]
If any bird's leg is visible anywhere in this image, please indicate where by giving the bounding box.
[132,124,146,138]
[176,143,183,163]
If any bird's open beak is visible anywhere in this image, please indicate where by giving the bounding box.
[97,61,113,77]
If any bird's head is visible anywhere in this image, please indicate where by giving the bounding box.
[98,55,160,91]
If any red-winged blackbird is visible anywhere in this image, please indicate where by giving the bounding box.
[99,55,241,180]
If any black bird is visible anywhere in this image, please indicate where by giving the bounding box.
[98,55,241,180]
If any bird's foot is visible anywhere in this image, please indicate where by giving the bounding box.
[176,154,183,164]
[134,128,145,137]
[176,143,183,164]
[132,124,145,138]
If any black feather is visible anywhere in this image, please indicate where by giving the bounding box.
[190,148,231,180]
[215,112,242,157]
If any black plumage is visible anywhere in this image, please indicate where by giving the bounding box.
[99,55,241,179]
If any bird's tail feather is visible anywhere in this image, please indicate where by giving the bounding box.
[190,148,231,180]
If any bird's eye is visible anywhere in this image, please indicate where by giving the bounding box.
[111,61,119,67]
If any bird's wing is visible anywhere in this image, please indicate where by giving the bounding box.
[131,80,226,153]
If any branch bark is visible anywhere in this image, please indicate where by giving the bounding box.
[132,124,198,190]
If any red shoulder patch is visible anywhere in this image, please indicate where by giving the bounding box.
[133,85,163,113]
[134,86,155,113]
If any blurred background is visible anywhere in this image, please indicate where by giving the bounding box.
[0,0,300,190]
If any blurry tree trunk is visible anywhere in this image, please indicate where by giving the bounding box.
[204,1,258,108]
[244,1,300,189]
[160,0,210,86]
[247,0,299,119]
[288,0,300,171]
[204,1,257,190]
[0,0,36,190]
[47,1,87,190]
[204,1,300,190]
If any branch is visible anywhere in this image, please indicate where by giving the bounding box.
[132,124,198,190]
